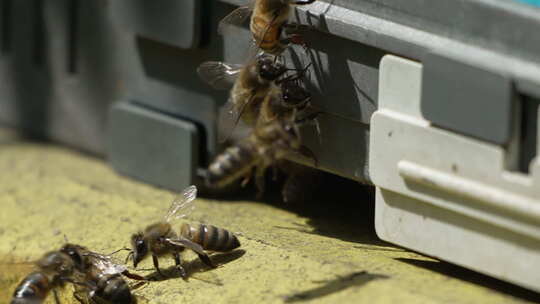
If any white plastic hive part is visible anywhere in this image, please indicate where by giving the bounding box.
[371,55,540,292]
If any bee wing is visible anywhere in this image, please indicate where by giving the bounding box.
[217,99,239,143]
[218,6,252,36]
[165,185,198,222]
[85,252,127,275]
[217,93,255,143]
[197,61,244,90]
[165,237,217,268]
[97,259,127,275]
[165,237,206,255]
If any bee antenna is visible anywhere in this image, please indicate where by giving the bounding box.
[63,234,69,243]
[125,251,134,264]
[108,247,132,256]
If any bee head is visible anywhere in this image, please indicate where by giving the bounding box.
[130,232,148,268]
[281,81,311,108]
[257,56,286,81]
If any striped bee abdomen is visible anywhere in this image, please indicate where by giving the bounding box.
[206,143,258,188]
[250,3,291,55]
[251,16,282,51]
[180,223,241,252]
[11,272,51,304]
[93,273,134,304]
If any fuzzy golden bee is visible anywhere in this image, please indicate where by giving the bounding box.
[219,0,316,55]
[128,186,241,278]
[258,66,314,125]
[198,54,289,141]
[198,56,316,141]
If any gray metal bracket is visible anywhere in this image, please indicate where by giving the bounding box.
[108,101,199,191]
[421,52,514,145]
[110,0,202,49]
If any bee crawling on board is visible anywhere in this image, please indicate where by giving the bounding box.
[62,244,145,304]
[219,0,317,55]
[10,246,80,304]
[10,243,145,304]
[127,185,241,279]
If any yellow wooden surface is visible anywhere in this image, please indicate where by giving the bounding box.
[1,129,539,304]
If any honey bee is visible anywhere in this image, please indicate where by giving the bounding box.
[198,56,315,141]
[258,65,314,125]
[10,246,81,304]
[219,0,316,55]
[205,114,316,196]
[128,185,241,278]
[61,244,144,304]
[198,54,288,141]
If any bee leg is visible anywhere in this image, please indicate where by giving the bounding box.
[173,252,188,279]
[152,255,165,278]
[277,64,312,85]
[255,165,267,199]
[164,238,218,269]
[121,270,146,281]
[197,252,217,269]
[130,280,149,291]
